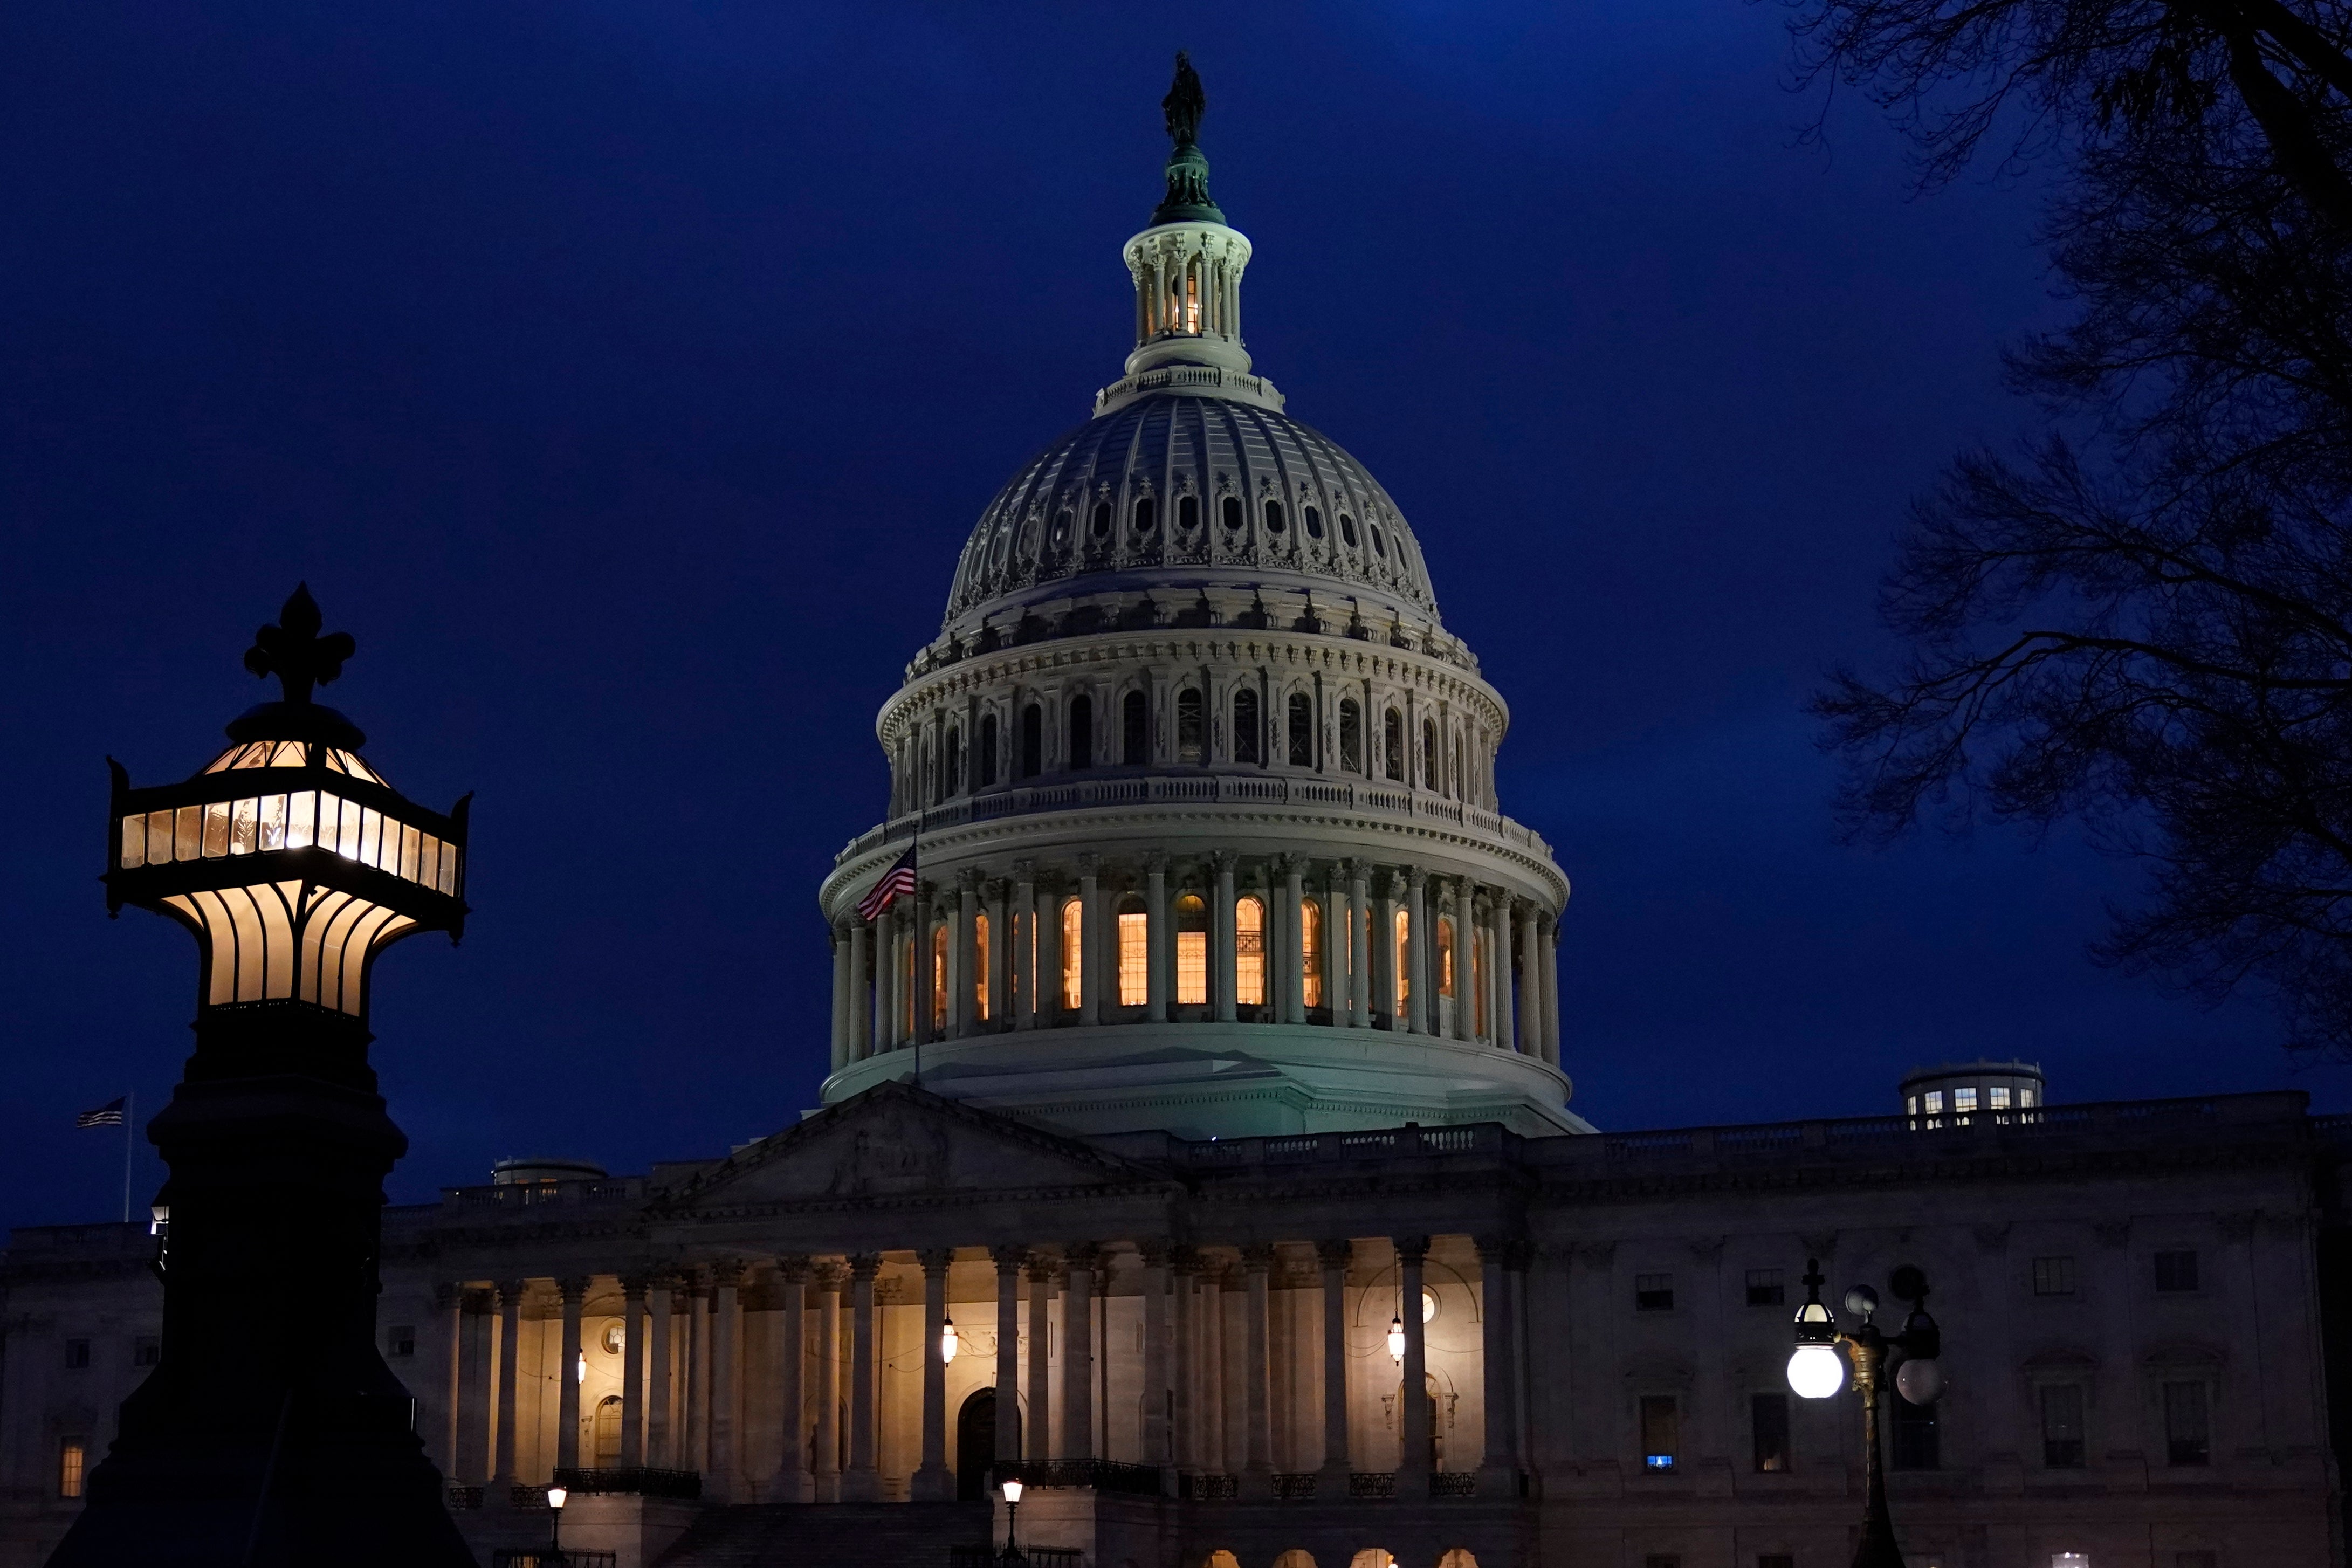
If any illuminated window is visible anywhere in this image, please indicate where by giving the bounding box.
[2021,1087,2038,1107]
[932,925,948,1030]
[57,1439,85,1500]
[1954,1086,1978,1115]
[1061,898,1083,1011]
[1339,700,1363,773]
[1301,899,1325,1008]
[1175,893,1208,1005]
[974,912,991,1022]
[1288,694,1314,766]
[1234,690,1262,765]
[1437,918,1456,996]
[1923,1090,1944,1115]
[1124,691,1150,765]
[1177,689,1205,764]
[1235,896,1266,1006]
[1989,1084,2011,1110]
[594,1396,623,1463]
[1384,709,1405,782]
[1118,899,1149,1007]
[1393,908,1410,1006]
[1185,261,1201,332]
[1069,694,1094,770]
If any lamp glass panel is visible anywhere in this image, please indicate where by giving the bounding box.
[259,795,286,851]
[122,815,146,870]
[286,791,315,850]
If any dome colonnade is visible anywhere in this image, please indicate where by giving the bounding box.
[816,61,1574,1138]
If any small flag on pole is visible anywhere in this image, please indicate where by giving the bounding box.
[854,845,918,922]
[77,1096,127,1129]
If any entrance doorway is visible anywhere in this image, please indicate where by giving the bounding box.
[956,1388,1019,1501]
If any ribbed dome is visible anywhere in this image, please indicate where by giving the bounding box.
[943,393,1442,629]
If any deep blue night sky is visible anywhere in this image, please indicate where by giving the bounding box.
[4,1,2338,1234]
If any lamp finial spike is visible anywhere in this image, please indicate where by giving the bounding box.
[243,583,357,706]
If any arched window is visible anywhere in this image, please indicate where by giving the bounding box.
[1061,897,1083,1011]
[1069,693,1094,771]
[1423,719,1439,790]
[1221,495,1243,530]
[1436,1553,1480,1568]
[978,713,999,788]
[1179,494,1200,530]
[1393,908,1410,1007]
[1288,693,1315,766]
[1347,1550,1392,1568]
[974,911,991,1022]
[1117,895,1149,1007]
[1234,689,1262,764]
[593,1396,623,1463]
[932,923,948,1031]
[943,726,962,797]
[1175,893,1209,1005]
[1301,898,1325,1009]
[1123,691,1149,765]
[1339,699,1363,773]
[1437,917,1456,998]
[1384,708,1406,782]
[1273,1553,1319,1568]
[1235,895,1266,1006]
[1177,689,1205,763]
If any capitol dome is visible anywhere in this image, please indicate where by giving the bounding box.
[816,60,1579,1141]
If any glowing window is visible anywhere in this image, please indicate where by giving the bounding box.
[974,912,991,1022]
[1061,898,1083,1011]
[1175,893,1208,1005]
[1301,899,1324,1009]
[1989,1085,2011,1110]
[1954,1086,1978,1114]
[1924,1090,1944,1115]
[932,924,948,1030]
[1118,901,1149,1007]
[1437,917,1456,997]
[1235,896,1266,1006]
[1393,908,1410,1005]
[57,1439,85,1500]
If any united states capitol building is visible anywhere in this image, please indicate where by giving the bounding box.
[6,64,2352,1568]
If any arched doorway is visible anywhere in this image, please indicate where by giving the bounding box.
[957,1388,1019,1501]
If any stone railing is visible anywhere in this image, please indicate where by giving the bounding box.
[551,1466,702,1500]
[440,1177,647,1212]
[836,773,1551,867]
[1181,1123,1503,1171]
[994,1459,1164,1496]
[1180,1472,1239,1501]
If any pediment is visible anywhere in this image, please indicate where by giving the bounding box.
[656,1080,1165,1210]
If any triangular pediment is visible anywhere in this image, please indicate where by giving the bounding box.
[655,1081,1167,1210]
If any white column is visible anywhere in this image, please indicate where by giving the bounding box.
[1172,1250,1199,1471]
[812,1265,842,1501]
[1348,861,1372,1029]
[878,907,901,1050]
[1405,868,1428,1035]
[1079,856,1103,1024]
[829,926,850,1071]
[555,1277,587,1474]
[1544,920,1563,1067]
[1146,853,1171,1022]
[455,1290,490,1483]
[1213,853,1239,1023]
[1516,903,1541,1056]
[1493,892,1517,1056]
[1025,1257,1054,1460]
[1376,872,1400,1028]
[1317,1241,1351,1480]
[1037,874,1063,1026]
[913,1249,954,1499]
[620,1275,647,1467]
[954,872,980,1039]
[1014,862,1039,1030]
[993,1248,1025,1464]
[1062,1245,1097,1459]
[1452,880,1476,1042]
[987,876,1010,1030]
[686,1280,711,1475]
[1398,1237,1431,1484]
[1282,857,1307,1024]
[773,1257,811,1502]
[912,883,937,1045]
[844,1254,881,1500]
[848,921,872,1061]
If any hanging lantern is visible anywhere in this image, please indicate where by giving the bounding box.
[1386,1312,1406,1364]
[941,1316,960,1364]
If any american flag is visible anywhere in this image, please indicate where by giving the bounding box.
[854,845,918,922]
[76,1097,126,1129]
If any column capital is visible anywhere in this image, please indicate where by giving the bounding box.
[1504,1239,1536,1273]
[1064,1241,1103,1270]
[916,878,939,902]
[1013,857,1036,881]
[1025,1251,1061,1284]
[847,1252,883,1282]
[1276,852,1304,878]
[1393,1235,1431,1267]
[1145,850,1168,875]
[1211,849,1237,873]
[985,876,1010,901]
[1240,1242,1277,1271]
[957,865,983,893]
[1078,851,1100,877]
[1474,1233,1523,1263]
[463,1287,496,1314]
[1138,1238,1173,1268]
[1346,859,1370,890]
[556,1276,591,1305]
[620,1273,651,1301]
[775,1253,812,1284]
[1168,1243,1203,1276]
[917,1247,955,1275]
[711,1258,745,1288]
[1404,864,1426,891]
[495,1278,528,1307]
[1315,1239,1354,1272]
[812,1259,848,1291]
[991,1244,1028,1274]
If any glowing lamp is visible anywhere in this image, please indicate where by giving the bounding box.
[1788,1256,1845,1399]
[1387,1313,1406,1364]
[999,1478,1023,1505]
[575,1350,587,1385]
[940,1316,959,1364]
[545,1486,568,1511]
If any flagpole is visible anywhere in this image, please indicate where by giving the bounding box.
[121,1090,134,1225]
[911,809,924,1089]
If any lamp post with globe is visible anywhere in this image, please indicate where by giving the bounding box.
[996,1476,1026,1565]
[1786,1260,1944,1568]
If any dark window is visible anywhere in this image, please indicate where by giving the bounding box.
[1019,704,1043,778]
[1339,699,1363,773]
[1051,510,1072,549]
[978,714,999,787]
[2033,1256,2076,1296]
[133,1336,160,1367]
[943,727,963,797]
[1304,505,1323,537]
[2164,1380,2211,1466]
[2040,1384,2086,1468]
[1090,501,1112,539]
[1234,690,1261,765]
[1422,719,1439,789]
[1371,522,1388,556]
[1746,1269,1785,1307]
[1288,694,1314,767]
[1068,695,1094,771]
[1340,513,1360,548]
[1179,495,1199,530]
[1635,1273,1674,1312]
[1177,689,1205,763]
[2155,1250,2199,1292]
[1752,1393,1790,1473]
[1133,497,1155,532]
[387,1324,416,1359]
[1265,500,1287,533]
[1123,691,1149,765]
[1890,1393,1938,1470]
[63,1339,90,1370]
[1639,1395,1679,1470]
[1384,708,1405,782]
[1220,495,1242,529]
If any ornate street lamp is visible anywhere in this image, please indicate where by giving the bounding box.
[546,1483,570,1565]
[51,587,474,1567]
[1787,1260,1944,1568]
[997,1475,1027,1566]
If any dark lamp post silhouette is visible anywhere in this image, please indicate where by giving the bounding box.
[1787,1260,1944,1568]
[50,586,474,1568]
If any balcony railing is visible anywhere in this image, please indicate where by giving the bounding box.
[1181,1472,1238,1501]
[549,1466,702,1500]
[950,1549,1082,1568]
[993,1459,1164,1496]
[491,1553,617,1568]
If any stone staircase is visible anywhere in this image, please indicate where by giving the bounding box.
[653,1501,993,1567]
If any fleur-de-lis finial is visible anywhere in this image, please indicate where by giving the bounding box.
[243,584,356,707]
